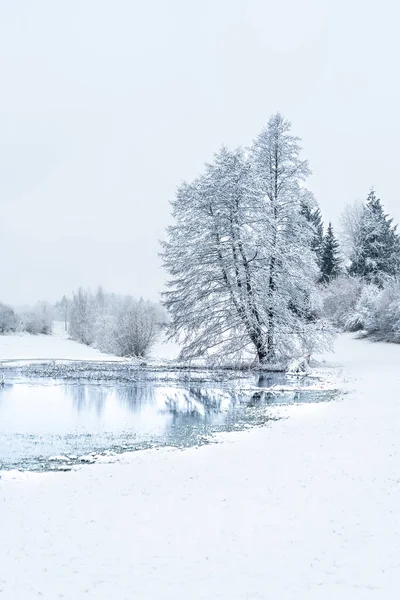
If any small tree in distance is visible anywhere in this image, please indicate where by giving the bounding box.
[0,303,19,334]
[21,302,53,335]
[339,199,364,263]
[320,223,341,283]
[68,288,96,346]
[112,298,162,358]
[300,199,324,273]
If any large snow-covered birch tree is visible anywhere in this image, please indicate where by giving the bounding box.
[162,147,262,359]
[248,113,326,360]
[162,114,331,363]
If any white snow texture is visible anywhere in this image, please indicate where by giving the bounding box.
[2,334,400,598]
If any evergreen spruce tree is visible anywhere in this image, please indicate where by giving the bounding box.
[320,222,341,283]
[300,200,324,270]
[348,189,400,286]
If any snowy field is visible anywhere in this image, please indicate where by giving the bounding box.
[2,334,400,598]
[0,322,121,363]
[0,322,180,364]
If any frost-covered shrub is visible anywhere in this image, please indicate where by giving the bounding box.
[321,276,364,329]
[343,284,379,332]
[0,303,19,334]
[68,288,96,345]
[112,299,163,358]
[367,279,400,342]
[323,275,400,342]
[94,314,118,354]
[21,302,53,335]
[67,287,165,357]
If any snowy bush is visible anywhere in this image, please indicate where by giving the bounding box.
[343,284,379,332]
[21,302,53,335]
[0,303,19,334]
[67,287,164,357]
[322,274,400,343]
[366,279,400,342]
[112,299,163,358]
[321,276,364,329]
[93,313,118,354]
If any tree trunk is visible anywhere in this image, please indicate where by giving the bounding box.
[266,256,275,361]
[256,339,268,363]
[265,136,280,361]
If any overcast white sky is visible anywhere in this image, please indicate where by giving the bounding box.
[1,0,399,305]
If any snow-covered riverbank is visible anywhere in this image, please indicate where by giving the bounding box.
[2,334,400,599]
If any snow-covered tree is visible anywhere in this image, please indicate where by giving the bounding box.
[249,114,329,360]
[53,295,70,331]
[0,303,18,334]
[368,278,400,342]
[68,288,96,345]
[321,275,364,329]
[163,146,259,359]
[25,302,53,335]
[348,190,400,286]
[339,200,364,263]
[300,198,324,270]
[92,286,110,350]
[162,114,332,363]
[342,283,379,332]
[320,223,341,283]
[323,274,400,342]
[67,287,163,357]
[112,298,162,358]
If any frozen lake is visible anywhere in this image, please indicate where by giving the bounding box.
[0,374,338,471]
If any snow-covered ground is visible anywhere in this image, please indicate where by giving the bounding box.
[0,321,180,364]
[0,322,122,363]
[2,334,400,598]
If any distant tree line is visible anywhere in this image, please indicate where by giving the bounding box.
[0,301,53,335]
[321,189,400,342]
[1,288,166,359]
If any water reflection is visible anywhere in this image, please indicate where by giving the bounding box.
[0,377,339,472]
[115,383,155,412]
[66,383,156,415]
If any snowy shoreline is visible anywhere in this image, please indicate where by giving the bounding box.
[0,323,333,375]
[1,361,333,386]
[2,333,400,598]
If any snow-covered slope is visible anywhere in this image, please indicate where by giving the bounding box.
[0,322,121,363]
[0,322,180,363]
[2,333,400,598]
